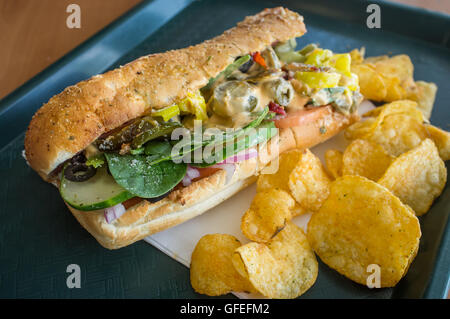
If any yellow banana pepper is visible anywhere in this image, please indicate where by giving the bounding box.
[153,92,208,122]
[305,49,333,66]
[331,53,352,76]
[152,104,180,121]
[295,71,341,89]
[178,92,208,121]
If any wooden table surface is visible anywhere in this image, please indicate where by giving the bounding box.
[0,0,142,99]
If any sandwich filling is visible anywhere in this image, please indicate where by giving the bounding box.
[59,39,362,218]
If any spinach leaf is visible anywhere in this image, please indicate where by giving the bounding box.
[201,106,269,150]
[171,107,270,163]
[145,140,172,156]
[105,154,186,198]
[118,107,272,171]
[130,148,145,155]
[192,121,277,167]
[136,140,174,166]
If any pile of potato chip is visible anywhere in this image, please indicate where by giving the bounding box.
[312,99,448,286]
[190,222,318,298]
[350,48,437,119]
[190,52,449,298]
[332,100,449,216]
[308,175,422,287]
[190,149,325,298]
[190,234,256,296]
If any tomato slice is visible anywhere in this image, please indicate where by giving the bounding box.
[122,196,144,210]
[274,106,332,129]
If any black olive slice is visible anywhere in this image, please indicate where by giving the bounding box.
[64,163,97,182]
[70,152,87,164]
[147,191,170,203]
[238,58,254,73]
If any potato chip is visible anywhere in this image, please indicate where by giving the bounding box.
[351,64,387,101]
[290,204,306,217]
[325,149,343,179]
[366,55,416,102]
[368,55,414,84]
[342,139,394,181]
[382,76,407,102]
[425,124,450,161]
[241,189,295,243]
[190,234,255,296]
[362,100,424,123]
[407,81,437,119]
[307,175,421,287]
[379,139,447,216]
[366,113,429,156]
[257,149,303,193]
[352,53,428,105]
[233,223,318,299]
[344,118,376,140]
[257,149,306,216]
[346,101,425,147]
[363,55,389,64]
[347,101,429,156]
[288,149,331,212]
[350,47,365,64]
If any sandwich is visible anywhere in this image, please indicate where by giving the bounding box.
[24,7,361,249]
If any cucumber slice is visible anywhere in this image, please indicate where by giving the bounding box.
[60,166,134,211]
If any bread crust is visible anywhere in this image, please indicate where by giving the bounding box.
[24,7,306,178]
[68,112,357,249]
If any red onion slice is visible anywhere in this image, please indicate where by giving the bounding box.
[182,175,192,187]
[186,165,200,179]
[183,165,200,187]
[221,148,258,164]
[104,203,126,224]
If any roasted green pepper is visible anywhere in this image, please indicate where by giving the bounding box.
[97,116,158,152]
[97,116,181,152]
[131,121,182,149]
[262,78,294,106]
[209,81,259,117]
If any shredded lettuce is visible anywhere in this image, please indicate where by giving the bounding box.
[85,154,105,168]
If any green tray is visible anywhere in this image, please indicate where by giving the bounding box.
[0,0,448,298]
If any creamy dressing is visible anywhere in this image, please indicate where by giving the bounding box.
[206,83,309,129]
[311,89,331,106]
[204,51,318,130]
[207,112,255,130]
[288,91,309,110]
[205,76,302,130]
